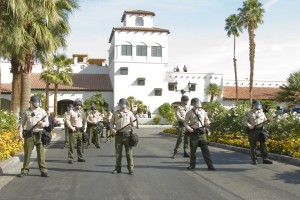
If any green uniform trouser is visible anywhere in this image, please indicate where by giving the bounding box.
[173,126,189,153]
[248,130,269,160]
[21,132,47,174]
[106,124,111,142]
[115,132,133,171]
[64,124,69,144]
[88,125,100,146]
[189,133,213,168]
[68,130,83,161]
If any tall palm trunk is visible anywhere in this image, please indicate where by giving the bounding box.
[54,83,58,117]
[233,35,239,104]
[210,94,214,103]
[45,82,50,111]
[20,53,34,113]
[10,56,22,117]
[0,65,1,108]
[248,21,255,106]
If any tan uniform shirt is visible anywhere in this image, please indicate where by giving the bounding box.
[87,111,102,125]
[184,108,210,130]
[63,111,71,123]
[65,109,87,129]
[19,107,49,134]
[243,109,267,129]
[110,109,135,132]
[176,104,189,122]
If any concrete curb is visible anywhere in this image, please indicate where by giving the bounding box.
[160,132,300,167]
[0,133,57,175]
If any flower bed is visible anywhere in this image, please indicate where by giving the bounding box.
[0,110,22,160]
[0,130,23,160]
[163,128,300,159]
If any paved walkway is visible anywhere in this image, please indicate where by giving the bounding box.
[0,127,299,200]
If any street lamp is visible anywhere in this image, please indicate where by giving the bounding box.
[175,81,193,96]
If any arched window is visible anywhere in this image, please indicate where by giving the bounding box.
[135,17,144,26]
[121,43,132,56]
[136,43,147,56]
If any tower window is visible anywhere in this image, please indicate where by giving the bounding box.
[137,78,145,85]
[136,45,147,56]
[120,67,128,75]
[154,88,162,96]
[190,83,196,91]
[135,17,144,26]
[121,45,132,56]
[151,46,162,57]
[168,83,176,91]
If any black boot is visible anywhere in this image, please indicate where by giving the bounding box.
[183,152,190,158]
[171,152,177,159]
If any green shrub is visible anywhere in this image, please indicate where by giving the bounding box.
[158,103,176,123]
[153,116,161,125]
[0,110,18,131]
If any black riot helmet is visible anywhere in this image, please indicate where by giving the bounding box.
[252,100,262,110]
[30,96,40,103]
[90,105,97,110]
[181,95,189,102]
[191,98,202,108]
[119,98,127,106]
[73,100,82,106]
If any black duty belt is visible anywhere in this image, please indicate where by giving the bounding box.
[116,131,130,137]
[23,130,42,137]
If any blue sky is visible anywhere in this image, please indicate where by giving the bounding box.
[65,0,300,81]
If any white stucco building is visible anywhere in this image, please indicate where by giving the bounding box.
[0,10,287,116]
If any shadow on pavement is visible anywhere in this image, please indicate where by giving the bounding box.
[273,170,300,184]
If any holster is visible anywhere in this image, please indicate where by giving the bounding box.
[178,121,184,128]
[193,128,204,136]
[23,130,33,138]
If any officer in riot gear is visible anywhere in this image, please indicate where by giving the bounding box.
[243,100,272,165]
[171,95,190,159]
[110,98,136,175]
[65,100,87,164]
[184,98,215,170]
[18,96,49,177]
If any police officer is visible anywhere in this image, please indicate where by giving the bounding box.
[18,96,49,177]
[105,110,113,142]
[171,95,190,159]
[243,100,273,165]
[86,105,102,148]
[63,104,73,148]
[110,98,135,175]
[99,108,105,138]
[184,98,215,170]
[65,100,87,164]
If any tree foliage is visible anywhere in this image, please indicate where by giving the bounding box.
[83,93,106,111]
[205,83,222,103]
[158,103,176,123]
[276,70,300,108]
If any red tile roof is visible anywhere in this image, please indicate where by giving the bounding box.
[1,73,113,93]
[223,86,281,100]
[121,10,155,22]
[1,83,12,94]
[109,26,170,43]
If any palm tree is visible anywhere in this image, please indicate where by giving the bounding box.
[52,54,73,117]
[205,83,222,103]
[127,96,136,111]
[238,0,265,106]
[225,14,243,105]
[276,71,300,108]
[0,1,27,114]
[40,59,55,111]
[20,0,79,113]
